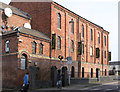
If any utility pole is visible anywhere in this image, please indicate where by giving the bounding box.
[68,19,74,85]
[58,55,63,88]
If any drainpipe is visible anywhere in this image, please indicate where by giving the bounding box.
[65,12,66,58]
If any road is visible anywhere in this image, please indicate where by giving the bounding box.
[31,81,120,92]
[2,81,120,92]
[79,81,120,92]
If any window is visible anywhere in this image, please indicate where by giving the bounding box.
[104,36,106,46]
[57,36,61,50]
[52,34,56,49]
[98,33,100,44]
[21,54,27,70]
[91,29,93,41]
[5,40,9,52]
[90,46,93,56]
[71,19,74,34]
[32,41,36,54]
[96,48,100,58]
[39,43,43,54]
[78,42,82,55]
[104,51,106,59]
[57,13,61,29]
[82,44,84,55]
[71,40,74,52]
[109,52,111,61]
[82,25,84,38]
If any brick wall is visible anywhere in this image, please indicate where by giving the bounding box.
[1,10,30,33]
[10,2,52,38]
[9,1,109,80]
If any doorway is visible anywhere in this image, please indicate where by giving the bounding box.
[82,67,84,78]
[71,66,75,78]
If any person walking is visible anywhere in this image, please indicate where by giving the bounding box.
[21,72,30,92]
[57,70,62,89]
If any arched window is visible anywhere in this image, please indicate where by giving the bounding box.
[82,44,84,55]
[104,36,106,46]
[21,54,27,70]
[91,29,93,41]
[82,25,84,38]
[71,19,74,34]
[98,33,100,44]
[57,13,61,29]
[32,41,36,54]
[71,40,74,52]
[104,51,106,59]
[57,36,61,50]
[39,43,43,54]
[90,46,93,56]
[5,40,9,52]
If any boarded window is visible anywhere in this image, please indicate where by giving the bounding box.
[52,34,56,49]
[96,48,100,58]
[78,42,82,55]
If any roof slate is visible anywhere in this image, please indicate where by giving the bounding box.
[2,27,51,41]
[0,2,31,19]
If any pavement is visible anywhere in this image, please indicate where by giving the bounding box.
[1,80,120,92]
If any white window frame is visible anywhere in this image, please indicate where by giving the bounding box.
[90,46,93,56]
[5,40,9,52]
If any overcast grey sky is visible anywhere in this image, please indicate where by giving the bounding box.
[0,0,118,61]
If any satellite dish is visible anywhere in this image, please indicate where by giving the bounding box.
[24,23,31,29]
[4,8,12,17]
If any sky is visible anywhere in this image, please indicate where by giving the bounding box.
[52,0,118,61]
[0,0,118,61]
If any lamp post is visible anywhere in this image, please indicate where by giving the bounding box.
[68,19,74,85]
[58,55,63,88]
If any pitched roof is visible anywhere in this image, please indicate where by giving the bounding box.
[2,27,51,41]
[18,27,51,41]
[0,2,31,19]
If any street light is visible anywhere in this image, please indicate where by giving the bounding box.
[58,55,63,88]
[68,19,74,86]
[78,36,84,78]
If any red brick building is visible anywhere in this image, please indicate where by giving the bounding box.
[1,3,52,88]
[11,1,109,79]
[0,1,110,89]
